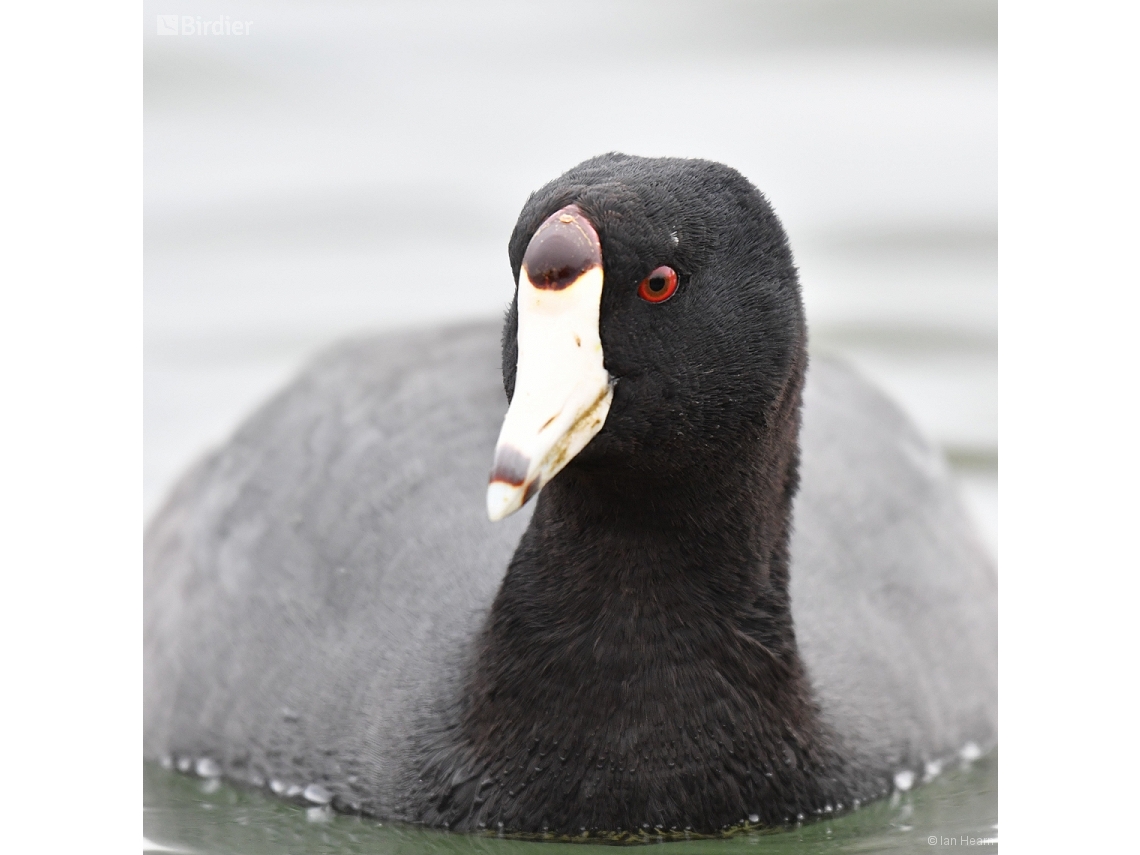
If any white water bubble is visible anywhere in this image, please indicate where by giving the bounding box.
[924,759,943,781]
[893,769,915,792]
[748,813,759,823]
[286,784,304,798]
[960,742,982,762]
[306,805,333,822]
[176,757,192,773]
[195,758,221,778]
[270,779,286,794]
[304,783,333,804]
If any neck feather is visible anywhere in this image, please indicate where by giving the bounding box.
[409,345,870,835]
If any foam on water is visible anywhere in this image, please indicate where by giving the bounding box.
[303,783,333,804]
[960,741,983,762]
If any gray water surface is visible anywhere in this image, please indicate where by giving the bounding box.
[144,754,997,854]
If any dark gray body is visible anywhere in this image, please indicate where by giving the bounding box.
[143,321,996,816]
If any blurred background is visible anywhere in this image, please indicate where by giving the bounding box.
[144,0,996,554]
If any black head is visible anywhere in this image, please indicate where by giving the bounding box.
[501,153,805,480]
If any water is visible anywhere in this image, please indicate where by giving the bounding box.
[144,753,997,853]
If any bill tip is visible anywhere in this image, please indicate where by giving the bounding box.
[487,480,521,522]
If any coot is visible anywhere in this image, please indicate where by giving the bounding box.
[144,154,996,838]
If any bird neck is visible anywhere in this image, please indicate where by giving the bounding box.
[405,346,867,834]
[477,341,810,702]
[476,358,806,707]
[496,444,804,674]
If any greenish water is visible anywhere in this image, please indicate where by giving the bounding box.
[144,754,997,854]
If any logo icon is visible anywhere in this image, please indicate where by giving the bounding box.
[157,15,179,35]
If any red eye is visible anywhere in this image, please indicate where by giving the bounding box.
[637,266,678,303]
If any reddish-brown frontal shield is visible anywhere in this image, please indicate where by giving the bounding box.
[521,205,602,291]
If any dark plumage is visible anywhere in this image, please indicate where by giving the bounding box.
[144,154,996,837]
